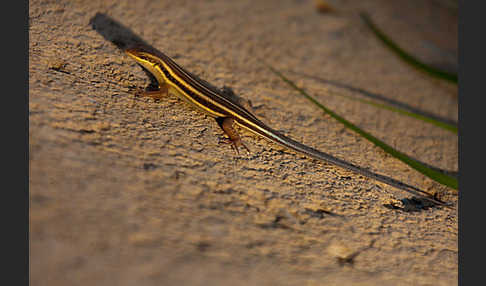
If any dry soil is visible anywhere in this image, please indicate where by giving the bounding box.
[29,0,458,285]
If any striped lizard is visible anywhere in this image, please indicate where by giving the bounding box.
[125,47,448,207]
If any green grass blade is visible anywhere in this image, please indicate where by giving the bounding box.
[268,66,458,189]
[328,91,458,133]
[360,12,457,84]
[285,71,458,133]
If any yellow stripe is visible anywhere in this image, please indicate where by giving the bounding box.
[160,61,281,141]
[155,63,227,117]
[127,50,281,142]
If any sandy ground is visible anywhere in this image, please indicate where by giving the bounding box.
[29,0,458,285]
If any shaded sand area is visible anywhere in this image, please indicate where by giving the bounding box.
[29,0,457,285]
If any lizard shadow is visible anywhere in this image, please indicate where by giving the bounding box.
[89,13,160,88]
[90,13,151,53]
[90,13,229,93]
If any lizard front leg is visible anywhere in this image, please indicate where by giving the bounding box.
[135,83,169,100]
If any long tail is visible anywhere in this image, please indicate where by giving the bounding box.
[242,122,450,207]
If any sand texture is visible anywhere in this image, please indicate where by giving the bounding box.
[30,0,458,285]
